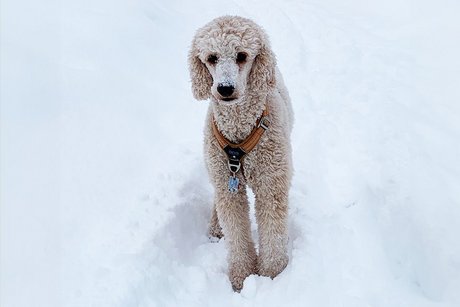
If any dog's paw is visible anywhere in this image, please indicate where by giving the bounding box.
[230,269,254,292]
[229,254,257,292]
[258,253,288,279]
[208,223,224,240]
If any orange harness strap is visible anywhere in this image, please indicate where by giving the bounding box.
[211,107,270,175]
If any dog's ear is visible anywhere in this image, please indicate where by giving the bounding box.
[249,41,277,93]
[188,42,212,100]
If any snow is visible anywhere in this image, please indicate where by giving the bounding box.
[1,0,460,306]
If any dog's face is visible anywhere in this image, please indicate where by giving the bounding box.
[189,16,276,104]
[200,48,255,104]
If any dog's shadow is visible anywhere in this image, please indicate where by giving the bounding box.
[151,164,223,266]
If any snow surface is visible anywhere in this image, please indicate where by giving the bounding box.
[1,0,460,306]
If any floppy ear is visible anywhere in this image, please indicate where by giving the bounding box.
[188,42,212,100]
[248,41,277,94]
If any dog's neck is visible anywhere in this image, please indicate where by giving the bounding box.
[211,93,267,144]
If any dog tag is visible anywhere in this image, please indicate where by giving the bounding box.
[228,175,239,193]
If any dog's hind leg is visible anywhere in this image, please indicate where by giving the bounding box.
[208,203,223,239]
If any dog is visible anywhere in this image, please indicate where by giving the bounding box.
[188,15,293,291]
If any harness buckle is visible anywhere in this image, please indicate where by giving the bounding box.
[258,116,270,130]
[224,146,245,174]
[228,159,241,173]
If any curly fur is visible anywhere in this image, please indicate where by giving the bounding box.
[188,16,293,291]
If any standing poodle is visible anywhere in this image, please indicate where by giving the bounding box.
[188,16,293,291]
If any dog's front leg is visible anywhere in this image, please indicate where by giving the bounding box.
[214,181,257,291]
[254,176,289,279]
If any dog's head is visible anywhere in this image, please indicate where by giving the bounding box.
[188,16,276,104]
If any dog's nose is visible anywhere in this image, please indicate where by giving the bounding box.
[217,84,234,97]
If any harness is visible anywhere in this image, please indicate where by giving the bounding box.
[211,107,270,192]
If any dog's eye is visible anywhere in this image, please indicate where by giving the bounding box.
[236,52,247,64]
[207,54,218,65]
